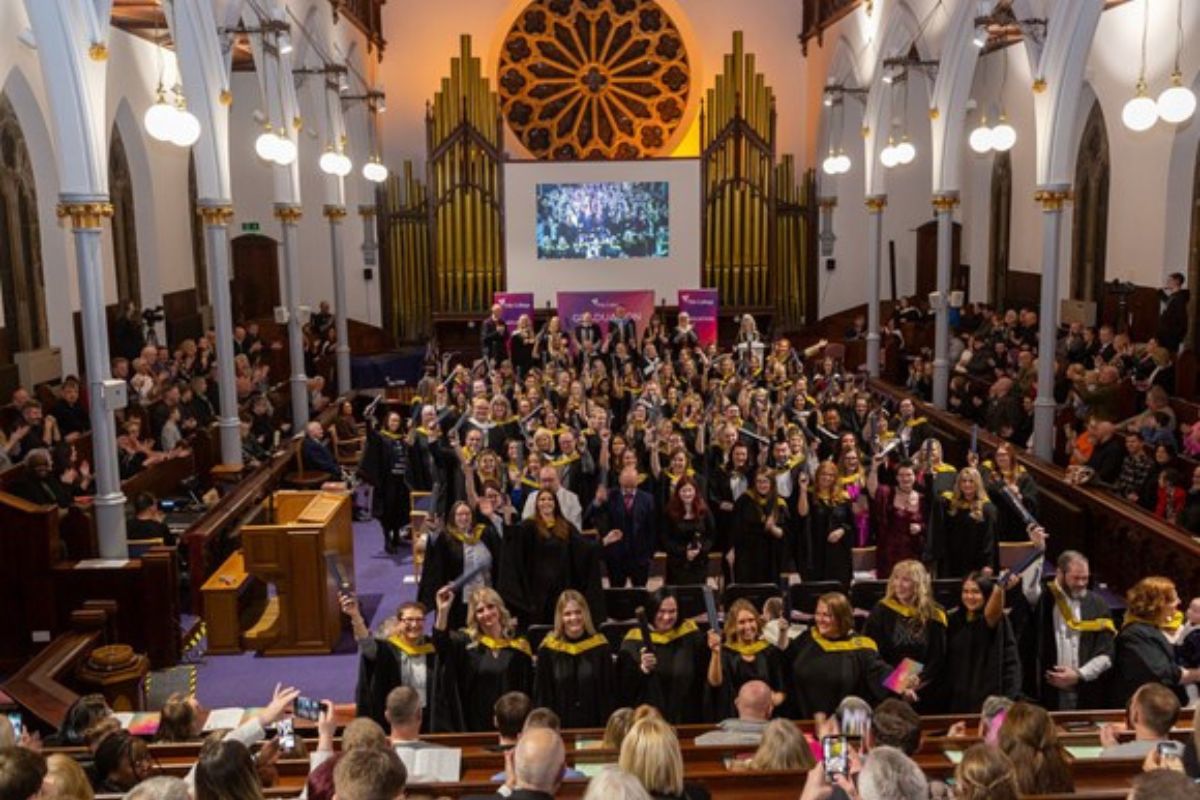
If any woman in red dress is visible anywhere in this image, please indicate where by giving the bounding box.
[867,455,926,580]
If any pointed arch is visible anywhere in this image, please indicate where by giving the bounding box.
[108,124,140,308]
[988,150,1012,307]
[0,92,48,353]
[1069,100,1109,304]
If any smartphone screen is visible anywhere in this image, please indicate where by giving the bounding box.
[6,713,21,738]
[822,735,848,778]
[276,718,295,750]
[295,697,321,722]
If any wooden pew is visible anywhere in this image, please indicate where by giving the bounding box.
[199,552,267,655]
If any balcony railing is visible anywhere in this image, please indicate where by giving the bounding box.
[330,0,386,60]
[800,0,861,55]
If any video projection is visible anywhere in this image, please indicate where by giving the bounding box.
[535,181,670,260]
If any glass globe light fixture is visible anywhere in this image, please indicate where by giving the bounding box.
[990,115,1016,151]
[144,87,178,143]
[894,136,915,165]
[255,124,280,162]
[833,151,851,174]
[1157,72,1197,124]
[822,151,838,175]
[1122,80,1158,132]
[362,157,388,183]
[170,98,201,147]
[272,130,297,166]
[319,146,342,175]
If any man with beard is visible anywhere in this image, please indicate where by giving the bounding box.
[1018,549,1116,709]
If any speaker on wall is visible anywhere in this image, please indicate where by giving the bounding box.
[825,258,837,272]
[363,268,373,281]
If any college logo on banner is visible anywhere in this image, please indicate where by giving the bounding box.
[493,292,535,334]
[677,289,719,347]
[556,290,656,339]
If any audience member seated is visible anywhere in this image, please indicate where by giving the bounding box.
[44,751,94,800]
[128,491,175,546]
[332,745,407,800]
[996,702,1074,795]
[1099,682,1181,758]
[7,448,71,509]
[8,400,61,463]
[618,713,710,800]
[156,694,206,742]
[0,747,47,800]
[50,377,89,441]
[738,718,814,773]
[51,442,92,500]
[694,680,774,746]
[302,421,342,480]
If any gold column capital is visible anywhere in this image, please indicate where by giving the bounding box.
[1034,188,1071,211]
[1032,78,1048,93]
[358,205,377,218]
[196,205,234,225]
[818,197,838,210]
[219,89,233,106]
[88,42,108,61]
[57,202,113,229]
[323,205,348,221]
[928,107,940,120]
[861,125,871,139]
[865,196,887,212]
[273,205,303,223]
[932,194,960,213]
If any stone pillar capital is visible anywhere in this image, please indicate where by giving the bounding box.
[818,196,838,210]
[931,193,960,213]
[323,205,348,221]
[57,202,113,229]
[865,196,887,213]
[1034,188,1072,211]
[274,205,303,223]
[357,205,377,218]
[197,205,235,225]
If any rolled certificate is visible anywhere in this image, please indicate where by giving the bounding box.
[635,607,655,656]
[702,586,719,632]
[449,552,492,595]
[1003,484,1038,527]
[970,424,979,456]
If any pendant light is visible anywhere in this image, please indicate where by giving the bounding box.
[1123,0,1158,132]
[1157,0,1196,124]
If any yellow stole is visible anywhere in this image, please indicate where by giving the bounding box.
[540,633,609,656]
[447,524,486,546]
[724,639,770,657]
[881,597,948,627]
[1122,610,1184,632]
[476,635,532,656]
[1047,582,1116,635]
[386,637,436,657]
[624,619,699,645]
[811,631,878,653]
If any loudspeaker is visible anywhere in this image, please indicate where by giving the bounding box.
[825,258,837,271]
[363,268,373,281]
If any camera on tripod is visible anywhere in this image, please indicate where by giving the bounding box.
[142,305,165,325]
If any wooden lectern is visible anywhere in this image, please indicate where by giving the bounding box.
[235,491,353,656]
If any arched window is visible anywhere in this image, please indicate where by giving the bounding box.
[988,150,1012,308]
[0,93,47,352]
[108,126,141,309]
[1070,100,1110,304]
[188,152,208,307]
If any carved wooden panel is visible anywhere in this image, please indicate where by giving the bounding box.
[497,0,691,160]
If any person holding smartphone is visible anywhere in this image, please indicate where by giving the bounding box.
[1098,683,1182,759]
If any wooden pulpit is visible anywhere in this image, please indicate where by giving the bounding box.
[237,490,354,656]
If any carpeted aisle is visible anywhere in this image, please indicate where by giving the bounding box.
[191,519,415,708]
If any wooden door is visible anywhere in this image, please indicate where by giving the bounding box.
[915,220,962,301]
[231,234,280,323]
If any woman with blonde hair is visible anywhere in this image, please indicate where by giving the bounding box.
[954,743,1019,800]
[44,754,94,800]
[997,702,1074,794]
[1115,576,1200,705]
[933,466,997,576]
[581,767,652,800]
[744,718,815,772]
[619,715,711,800]
[706,598,786,718]
[602,707,636,750]
[978,442,1039,542]
[418,500,501,630]
[796,460,854,584]
[434,584,532,731]
[864,559,946,711]
[535,590,613,728]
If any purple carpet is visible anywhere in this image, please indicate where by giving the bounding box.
[192,520,416,708]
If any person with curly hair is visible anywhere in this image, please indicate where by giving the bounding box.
[1115,576,1200,705]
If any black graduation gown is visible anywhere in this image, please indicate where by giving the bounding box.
[981,467,1039,543]
[662,511,716,586]
[354,637,459,733]
[534,633,615,729]
[784,631,892,719]
[863,601,948,713]
[360,429,412,535]
[418,525,502,631]
[935,499,998,577]
[1114,622,1185,707]
[434,628,534,731]
[944,608,1022,713]
[1018,584,1115,710]
[618,620,708,724]
[731,493,788,585]
[498,519,606,627]
[709,641,787,721]
[803,495,855,585]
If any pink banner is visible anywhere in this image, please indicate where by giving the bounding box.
[556,290,656,340]
[677,289,719,347]
[493,292,535,332]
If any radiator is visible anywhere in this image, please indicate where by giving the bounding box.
[14,347,62,388]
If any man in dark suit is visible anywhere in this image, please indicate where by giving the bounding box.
[301,421,342,479]
[481,304,508,365]
[463,727,565,800]
[590,465,657,587]
[606,304,637,351]
[1157,272,1189,352]
[572,311,602,352]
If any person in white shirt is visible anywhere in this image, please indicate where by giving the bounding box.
[521,465,582,530]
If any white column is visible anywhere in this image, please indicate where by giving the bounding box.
[865,196,885,378]
[931,193,958,409]
[325,206,352,396]
[61,200,127,558]
[200,205,242,467]
[1033,187,1069,460]
[276,205,309,429]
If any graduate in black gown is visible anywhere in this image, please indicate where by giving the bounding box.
[944,571,1022,713]
[418,501,502,631]
[618,587,708,724]
[933,467,998,576]
[783,592,909,718]
[661,477,716,586]
[359,410,413,554]
[977,443,1039,543]
[534,590,615,729]
[433,584,534,732]
[863,560,948,713]
[341,595,459,732]
[796,461,854,584]
[498,490,606,627]
[731,469,789,584]
[706,598,788,720]
[1113,576,1200,706]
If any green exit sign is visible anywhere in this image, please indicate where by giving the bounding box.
[241,222,260,232]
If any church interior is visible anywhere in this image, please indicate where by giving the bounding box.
[0,0,1199,798]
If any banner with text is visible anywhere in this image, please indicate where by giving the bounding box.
[556,290,656,339]
[677,289,719,347]
[493,292,535,334]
